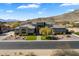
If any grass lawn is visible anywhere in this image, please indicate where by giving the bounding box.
[74,32,79,35]
[24,36,37,40]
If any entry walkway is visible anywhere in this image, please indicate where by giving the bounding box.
[37,36,41,40]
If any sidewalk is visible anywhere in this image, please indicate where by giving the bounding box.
[0,39,79,42]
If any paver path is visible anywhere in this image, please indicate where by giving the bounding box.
[37,36,41,40]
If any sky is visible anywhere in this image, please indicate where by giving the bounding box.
[0,3,79,21]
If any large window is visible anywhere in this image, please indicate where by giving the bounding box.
[21,29,26,33]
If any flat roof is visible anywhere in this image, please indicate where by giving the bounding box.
[51,25,66,28]
[20,24,35,29]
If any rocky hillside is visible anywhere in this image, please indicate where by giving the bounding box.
[27,10,79,23]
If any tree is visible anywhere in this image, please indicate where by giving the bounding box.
[8,21,21,28]
[39,27,52,35]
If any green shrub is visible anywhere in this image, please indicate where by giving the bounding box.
[41,36,47,40]
[24,36,37,40]
[41,35,59,40]
[46,36,52,40]
[74,32,79,35]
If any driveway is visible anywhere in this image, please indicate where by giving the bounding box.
[0,31,14,40]
[56,34,79,41]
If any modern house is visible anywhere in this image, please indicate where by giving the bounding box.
[51,25,70,34]
[15,22,70,36]
[15,24,35,35]
[32,22,53,35]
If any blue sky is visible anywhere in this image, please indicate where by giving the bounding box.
[0,3,79,21]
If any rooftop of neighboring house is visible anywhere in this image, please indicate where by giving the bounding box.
[74,22,79,23]
[51,24,66,28]
[21,24,35,29]
[15,22,67,30]
[32,22,53,27]
[15,24,35,30]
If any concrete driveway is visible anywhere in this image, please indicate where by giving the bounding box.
[0,31,14,40]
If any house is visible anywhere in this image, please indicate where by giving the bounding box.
[14,27,20,35]
[15,22,51,35]
[0,22,11,34]
[0,26,2,34]
[32,22,53,35]
[51,25,70,34]
[32,22,53,27]
[15,22,70,36]
[15,24,35,35]
[52,28,69,34]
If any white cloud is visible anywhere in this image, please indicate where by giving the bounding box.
[38,11,43,14]
[17,4,40,9]
[60,3,79,7]
[6,10,13,13]
[4,3,12,5]
[6,3,12,4]
[67,9,75,12]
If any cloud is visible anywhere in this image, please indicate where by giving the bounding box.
[6,3,12,4]
[67,9,75,12]
[17,4,40,9]
[4,3,12,5]
[6,10,14,13]
[60,3,79,7]
[38,11,43,14]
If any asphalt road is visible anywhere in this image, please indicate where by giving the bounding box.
[0,41,79,49]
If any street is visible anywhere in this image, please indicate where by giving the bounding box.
[0,41,79,49]
[0,31,79,49]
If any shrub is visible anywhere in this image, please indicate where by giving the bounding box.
[41,36,58,40]
[46,36,55,40]
[19,52,23,55]
[46,36,52,40]
[53,49,79,56]
[41,36,47,40]
[24,36,37,40]
[26,52,36,56]
[74,32,79,35]
[52,44,79,56]
[66,35,71,38]
[52,36,59,40]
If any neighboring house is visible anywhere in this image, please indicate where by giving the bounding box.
[52,28,69,34]
[0,26,2,34]
[15,24,35,35]
[14,27,20,35]
[0,23,11,34]
[51,25,70,34]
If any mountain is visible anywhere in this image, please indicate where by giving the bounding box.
[0,19,6,22]
[53,10,79,22]
[0,19,18,22]
[27,10,79,23]
[1,9,79,23]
